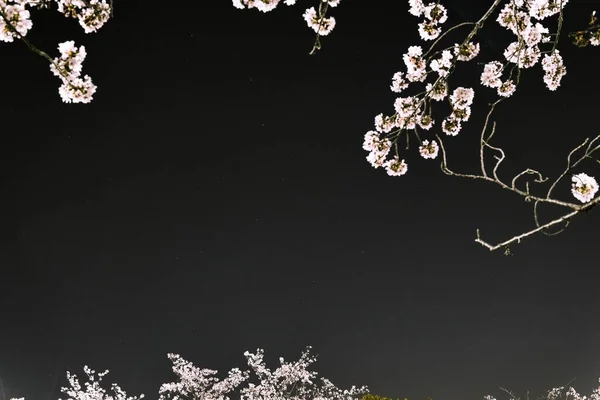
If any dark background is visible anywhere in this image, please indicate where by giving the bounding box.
[1,1,600,400]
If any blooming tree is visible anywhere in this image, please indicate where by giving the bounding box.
[8,349,600,400]
[9,347,369,400]
[2,0,600,253]
[231,0,600,255]
[484,377,600,400]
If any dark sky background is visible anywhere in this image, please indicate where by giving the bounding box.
[1,1,600,400]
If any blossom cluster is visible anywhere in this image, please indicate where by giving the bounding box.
[11,347,367,400]
[232,0,297,13]
[0,0,33,42]
[572,172,599,204]
[232,0,341,37]
[485,380,600,400]
[160,347,368,400]
[8,365,146,400]
[50,40,96,103]
[0,0,110,102]
[479,61,516,97]
[359,0,598,205]
[363,0,573,177]
[408,0,449,41]
[55,0,110,33]
[478,1,568,95]
[363,38,479,174]
[494,0,566,88]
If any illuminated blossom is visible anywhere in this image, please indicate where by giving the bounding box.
[419,139,439,159]
[541,50,566,90]
[442,114,462,136]
[449,87,474,109]
[0,2,33,42]
[303,7,336,35]
[426,80,447,101]
[571,173,599,203]
[429,50,453,76]
[497,80,516,97]
[454,41,480,61]
[363,130,392,168]
[50,41,96,103]
[481,61,503,88]
[418,114,434,130]
[504,41,541,69]
[402,45,427,82]
[374,113,396,133]
[418,21,441,40]
[391,71,409,93]
[529,0,569,20]
[12,348,367,400]
[384,157,408,176]
[408,0,425,17]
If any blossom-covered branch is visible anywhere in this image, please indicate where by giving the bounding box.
[0,0,111,103]
[231,0,599,252]
[231,0,341,54]
[358,0,599,253]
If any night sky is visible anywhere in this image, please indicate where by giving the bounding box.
[2,1,600,400]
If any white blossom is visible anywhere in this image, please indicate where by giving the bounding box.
[481,61,504,88]
[0,2,33,42]
[403,46,427,82]
[426,80,447,101]
[374,113,396,133]
[394,96,422,118]
[50,40,87,79]
[57,366,144,400]
[529,0,569,20]
[408,0,425,17]
[497,3,531,35]
[452,106,471,121]
[504,41,541,69]
[571,173,599,203]
[442,114,462,136]
[449,87,474,109]
[419,139,439,159]
[391,71,409,93]
[303,7,336,35]
[364,130,392,168]
[233,0,281,11]
[77,0,111,32]
[522,22,550,47]
[429,49,453,76]
[50,41,96,103]
[384,157,408,176]
[454,41,480,61]
[424,3,447,24]
[541,50,566,90]
[418,114,434,130]
[497,80,516,97]
[58,75,96,103]
[418,20,441,40]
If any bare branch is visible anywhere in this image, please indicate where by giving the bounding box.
[498,386,520,400]
[511,169,548,191]
[476,209,579,251]
[477,194,600,251]
[436,134,580,209]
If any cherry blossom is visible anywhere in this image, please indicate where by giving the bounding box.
[419,139,439,159]
[572,173,599,203]
[384,157,408,176]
